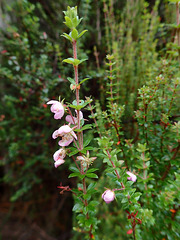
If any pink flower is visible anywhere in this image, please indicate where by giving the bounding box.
[102,190,115,204]
[53,148,66,168]
[127,171,137,182]
[54,159,65,168]
[66,110,83,124]
[47,100,64,119]
[53,148,66,161]
[52,125,77,146]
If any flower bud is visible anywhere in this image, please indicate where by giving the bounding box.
[102,190,115,204]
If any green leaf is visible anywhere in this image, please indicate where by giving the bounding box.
[87,182,97,191]
[121,197,128,203]
[106,172,117,178]
[68,104,81,110]
[126,181,134,187]
[83,146,94,151]
[75,125,92,132]
[69,166,79,173]
[81,124,92,131]
[69,149,79,157]
[72,203,82,212]
[86,168,98,173]
[63,58,87,66]
[133,192,142,201]
[64,16,73,29]
[68,99,89,110]
[83,138,92,147]
[72,17,83,28]
[67,77,76,84]
[61,33,72,42]
[71,28,78,40]
[89,200,99,206]
[68,172,84,179]
[85,173,98,179]
[79,59,87,64]
[78,30,88,38]
[76,213,85,223]
[74,59,81,66]
[79,78,90,85]
[63,58,75,65]
[83,193,91,200]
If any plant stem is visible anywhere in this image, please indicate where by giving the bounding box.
[88,102,125,188]
[72,39,93,239]
[109,60,113,101]
[72,40,83,150]
[132,226,136,240]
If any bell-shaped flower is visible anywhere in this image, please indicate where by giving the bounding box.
[53,148,66,168]
[66,110,83,124]
[102,189,115,204]
[127,171,137,182]
[52,125,77,146]
[47,100,64,119]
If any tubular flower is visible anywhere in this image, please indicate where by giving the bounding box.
[66,110,83,124]
[102,189,115,204]
[127,171,137,182]
[52,125,77,146]
[47,100,64,119]
[53,148,66,168]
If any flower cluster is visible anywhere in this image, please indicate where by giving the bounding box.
[47,100,78,167]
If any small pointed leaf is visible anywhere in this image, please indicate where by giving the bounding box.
[78,30,88,38]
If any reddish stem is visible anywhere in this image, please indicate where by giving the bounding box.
[72,39,92,239]
[88,102,125,188]
[72,40,82,150]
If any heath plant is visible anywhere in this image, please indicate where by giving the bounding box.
[47,6,99,239]
[47,4,180,240]
[48,6,144,240]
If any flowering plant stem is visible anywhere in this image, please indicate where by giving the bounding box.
[72,39,92,237]
[73,36,93,240]
[46,6,99,238]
